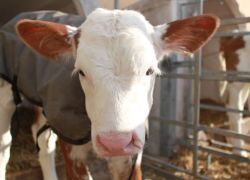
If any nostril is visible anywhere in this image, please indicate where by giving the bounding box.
[97,132,132,151]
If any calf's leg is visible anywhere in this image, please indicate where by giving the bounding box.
[227,83,250,157]
[0,79,16,179]
[31,108,58,180]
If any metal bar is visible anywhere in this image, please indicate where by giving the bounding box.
[72,0,99,16]
[183,142,250,164]
[161,71,250,82]
[202,70,250,82]
[199,124,250,142]
[199,146,250,164]
[202,70,250,76]
[187,135,250,153]
[200,103,250,116]
[193,138,250,153]
[221,16,250,26]
[160,58,194,71]
[178,0,208,8]
[201,73,250,82]
[143,155,193,176]
[209,139,233,149]
[216,31,250,37]
[150,117,250,142]
[208,70,250,76]
[143,154,210,180]
[161,63,250,76]
[114,0,120,9]
[192,1,204,176]
[160,73,195,80]
[150,116,194,129]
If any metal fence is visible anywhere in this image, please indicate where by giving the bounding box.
[143,0,250,179]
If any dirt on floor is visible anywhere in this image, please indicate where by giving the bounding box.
[169,146,250,180]
[167,100,250,180]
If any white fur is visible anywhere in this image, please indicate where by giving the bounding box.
[66,25,78,39]
[153,24,169,59]
[75,8,162,155]
[107,156,132,180]
[31,108,58,180]
[0,79,15,180]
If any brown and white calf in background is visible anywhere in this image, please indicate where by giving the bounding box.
[219,35,250,157]
[0,8,219,180]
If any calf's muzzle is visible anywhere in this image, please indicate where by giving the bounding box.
[96,131,142,156]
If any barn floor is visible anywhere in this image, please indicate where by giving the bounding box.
[6,103,250,180]
[167,101,250,180]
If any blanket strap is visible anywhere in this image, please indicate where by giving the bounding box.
[36,123,92,152]
[0,74,22,105]
[12,75,22,105]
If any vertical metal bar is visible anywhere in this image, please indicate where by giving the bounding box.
[114,0,120,9]
[192,0,204,177]
[72,0,99,16]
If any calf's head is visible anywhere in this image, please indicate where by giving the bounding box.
[16,8,219,157]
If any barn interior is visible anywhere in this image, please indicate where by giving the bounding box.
[1,0,250,179]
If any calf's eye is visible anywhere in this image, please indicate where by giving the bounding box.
[79,70,85,76]
[146,68,154,76]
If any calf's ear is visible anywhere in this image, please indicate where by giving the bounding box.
[153,14,220,56]
[16,19,80,59]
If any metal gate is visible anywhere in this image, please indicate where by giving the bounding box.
[143,0,250,179]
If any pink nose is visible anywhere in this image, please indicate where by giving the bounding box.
[96,131,144,156]
[97,132,132,152]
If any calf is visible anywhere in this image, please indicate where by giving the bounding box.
[219,35,250,157]
[0,8,219,180]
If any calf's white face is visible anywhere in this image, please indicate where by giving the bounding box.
[16,8,219,157]
[75,9,158,156]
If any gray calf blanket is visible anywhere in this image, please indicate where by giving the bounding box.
[0,11,91,144]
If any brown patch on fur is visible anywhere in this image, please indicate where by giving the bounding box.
[16,20,74,59]
[31,107,40,125]
[220,36,245,71]
[163,14,220,53]
[58,139,88,180]
[132,165,142,180]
